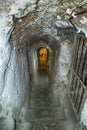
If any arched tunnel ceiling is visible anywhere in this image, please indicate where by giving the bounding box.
[0,0,87,47]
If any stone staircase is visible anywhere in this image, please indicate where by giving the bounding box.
[29,84,65,130]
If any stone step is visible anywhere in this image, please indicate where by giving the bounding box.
[30,88,54,98]
[29,120,62,130]
[30,96,56,101]
[29,107,65,121]
[31,87,52,93]
[30,92,53,98]
[30,92,54,98]
[30,97,59,108]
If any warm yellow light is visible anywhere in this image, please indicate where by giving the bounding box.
[39,48,48,71]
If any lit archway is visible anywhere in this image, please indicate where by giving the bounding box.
[38,47,48,71]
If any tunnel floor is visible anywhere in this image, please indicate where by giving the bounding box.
[29,72,77,130]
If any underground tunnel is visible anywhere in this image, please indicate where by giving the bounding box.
[0,0,87,130]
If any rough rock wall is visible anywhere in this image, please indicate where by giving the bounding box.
[54,37,74,88]
[81,99,87,127]
[0,44,30,122]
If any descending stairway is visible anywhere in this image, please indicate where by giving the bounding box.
[29,84,65,130]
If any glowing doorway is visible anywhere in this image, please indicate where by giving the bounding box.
[38,47,48,71]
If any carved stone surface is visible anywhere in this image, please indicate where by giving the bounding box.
[29,107,65,120]
[29,120,62,130]
[30,85,59,108]
[29,84,64,129]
